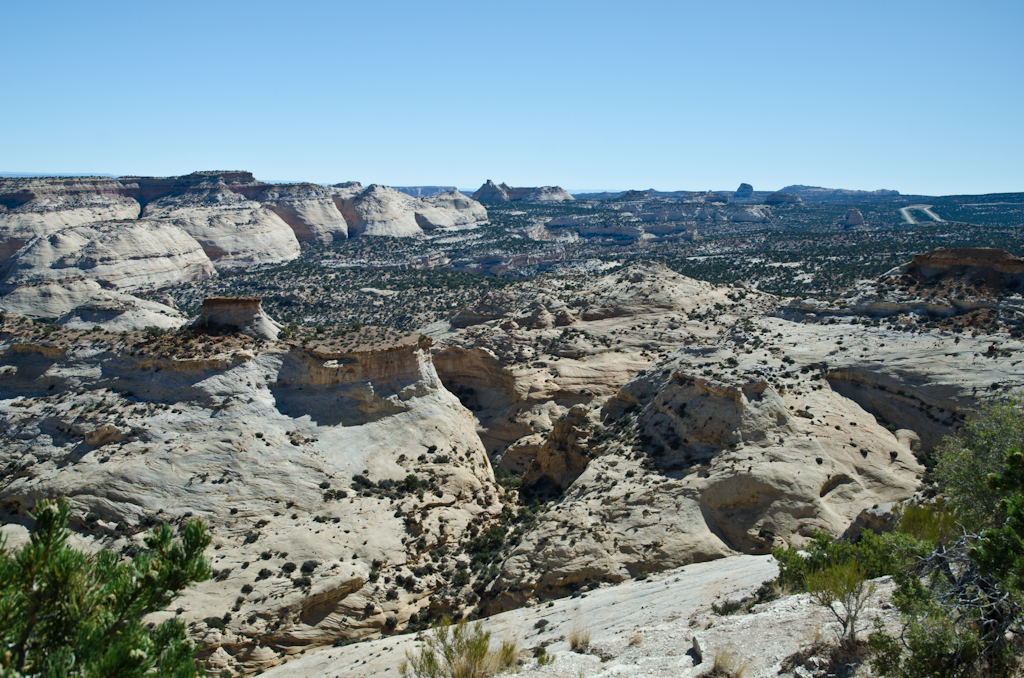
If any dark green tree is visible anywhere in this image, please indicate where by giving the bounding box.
[0,499,211,677]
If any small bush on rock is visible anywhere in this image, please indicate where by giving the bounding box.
[399,616,519,678]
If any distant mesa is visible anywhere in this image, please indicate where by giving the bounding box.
[618,189,652,201]
[779,185,900,203]
[844,207,865,227]
[472,180,575,203]
[734,183,754,198]
[392,186,458,198]
[765,191,802,205]
[198,296,281,341]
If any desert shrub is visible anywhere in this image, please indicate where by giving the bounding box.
[707,645,750,677]
[535,646,555,665]
[399,616,519,678]
[806,561,876,650]
[773,530,926,592]
[0,499,210,677]
[934,397,1024,531]
[568,622,591,653]
[869,399,1024,677]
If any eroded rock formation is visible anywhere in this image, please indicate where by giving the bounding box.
[199,297,281,341]
[0,324,498,674]
[472,180,575,203]
[0,173,488,330]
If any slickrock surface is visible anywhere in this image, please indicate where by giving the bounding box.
[0,323,501,674]
[473,180,575,203]
[0,280,185,330]
[488,350,921,610]
[258,554,778,677]
[258,554,898,678]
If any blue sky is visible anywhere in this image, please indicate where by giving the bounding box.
[3,1,1022,195]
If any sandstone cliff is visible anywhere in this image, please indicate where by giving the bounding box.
[0,220,215,293]
[244,183,349,243]
[0,176,142,266]
[143,186,301,270]
[337,185,488,237]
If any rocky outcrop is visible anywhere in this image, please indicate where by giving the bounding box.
[392,186,457,198]
[912,247,1024,276]
[844,207,865,227]
[433,264,777,466]
[490,343,924,608]
[0,280,184,329]
[521,404,600,495]
[735,182,754,198]
[199,297,281,340]
[337,185,488,237]
[414,190,488,229]
[0,177,142,266]
[336,184,421,237]
[472,180,575,203]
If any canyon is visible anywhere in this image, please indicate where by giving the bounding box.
[2,175,1023,676]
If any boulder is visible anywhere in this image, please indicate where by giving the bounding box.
[844,208,865,227]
